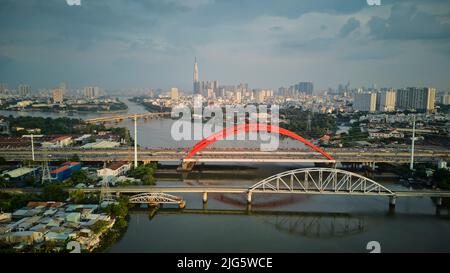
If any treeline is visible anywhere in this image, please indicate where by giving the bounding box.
[280,108,337,138]
[0,184,68,212]
[126,162,157,185]
[2,115,131,143]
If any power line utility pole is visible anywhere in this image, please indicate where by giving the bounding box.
[134,115,138,168]
[410,114,416,171]
[22,134,43,161]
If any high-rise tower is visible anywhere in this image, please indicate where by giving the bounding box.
[193,57,200,94]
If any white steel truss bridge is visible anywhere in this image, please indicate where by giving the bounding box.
[249,168,395,196]
[128,192,186,208]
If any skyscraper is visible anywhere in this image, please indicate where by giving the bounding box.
[18,84,31,97]
[298,82,314,95]
[353,92,377,112]
[377,89,396,112]
[396,87,436,112]
[442,91,450,105]
[52,88,64,104]
[193,57,200,94]
[170,87,179,100]
[84,86,102,98]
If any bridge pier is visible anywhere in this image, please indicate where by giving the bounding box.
[179,160,196,172]
[436,197,442,207]
[389,196,396,209]
[247,191,252,204]
[202,192,208,203]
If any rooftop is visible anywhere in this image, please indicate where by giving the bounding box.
[3,167,38,178]
[105,161,129,171]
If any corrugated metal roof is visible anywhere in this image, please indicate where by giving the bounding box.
[4,167,38,178]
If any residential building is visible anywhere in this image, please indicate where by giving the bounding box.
[3,167,40,183]
[50,162,82,181]
[353,92,377,112]
[42,136,73,148]
[297,82,314,95]
[442,91,450,105]
[369,129,404,139]
[170,87,179,100]
[377,89,396,112]
[396,87,436,112]
[52,88,64,104]
[97,161,132,178]
[18,84,31,97]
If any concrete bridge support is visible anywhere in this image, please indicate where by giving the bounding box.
[389,196,396,209]
[202,192,208,203]
[247,191,252,204]
[142,160,157,165]
[180,161,196,172]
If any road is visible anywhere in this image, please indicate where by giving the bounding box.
[0,147,448,164]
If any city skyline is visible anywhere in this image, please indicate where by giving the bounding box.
[0,0,449,91]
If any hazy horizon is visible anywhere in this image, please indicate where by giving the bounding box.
[1,0,450,91]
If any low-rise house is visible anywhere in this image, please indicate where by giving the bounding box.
[12,208,39,219]
[47,218,64,228]
[3,231,44,245]
[17,216,41,231]
[81,140,120,149]
[29,224,48,233]
[50,162,82,181]
[42,136,73,148]
[43,209,58,217]
[44,232,69,243]
[65,204,98,213]
[369,129,404,139]
[66,212,81,223]
[27,201,65,209]
[3,167,40,183]
[97,161,131,178]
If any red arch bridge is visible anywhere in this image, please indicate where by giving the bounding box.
[87,168,450,209]
[180,123,335,171]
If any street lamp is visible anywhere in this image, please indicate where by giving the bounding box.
[409,115,416,171]
[134,115,138,168]
[22,134,44,161]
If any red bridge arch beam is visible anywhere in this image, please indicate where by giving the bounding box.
[184,123,335,161]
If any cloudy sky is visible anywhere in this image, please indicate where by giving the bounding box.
[0,0,450,91]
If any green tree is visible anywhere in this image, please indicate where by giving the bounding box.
[42,184,67,201]
[69,170,93,185]
[104,198,129,218]
[127,162,156,185]
[69,189,86,204]
[0,176,7,188]
[23,176,35,187]
[69,154,80,162]
[434,168,450,190]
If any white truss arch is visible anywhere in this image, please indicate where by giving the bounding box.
[129,192,184,204]
[249,168,394,196]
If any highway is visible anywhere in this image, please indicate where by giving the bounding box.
[0,147,448,164]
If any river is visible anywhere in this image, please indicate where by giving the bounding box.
[1,97,449,252]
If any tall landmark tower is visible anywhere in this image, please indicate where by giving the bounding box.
[193,57,200,94]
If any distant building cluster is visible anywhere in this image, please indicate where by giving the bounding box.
[352,87,436,113]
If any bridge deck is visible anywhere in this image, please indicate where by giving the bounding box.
[73,186,450,198]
